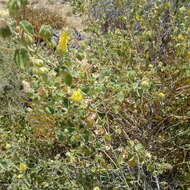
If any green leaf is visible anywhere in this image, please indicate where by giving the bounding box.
[19,20,34,35]
[14,48,29,70]
[20,0,28,5]
[63,97,70,108]
[135,143,144,152]
[63,71,72,86]
[8,0,21,15]
[39,25,53,41]
[103,134,112,142]
[128,157,138,167]
[0,20,12,38]
[117,91,125,102]
[8,0,28,14]
[44,106,54,114]
[82,130,90,143]
[76,54,84,61]
[81,87,90,94]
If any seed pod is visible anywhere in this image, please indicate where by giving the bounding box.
[23,33,34,45]
[36,67,49,75]
[30,57,44,67]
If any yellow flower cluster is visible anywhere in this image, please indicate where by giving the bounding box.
[141,80,149,88]
[19,163,27,172]
[93,187,101,190]
[70,89,83,102]
[57,30,70,53]
[115,28,121,34]
[157,92,165,99]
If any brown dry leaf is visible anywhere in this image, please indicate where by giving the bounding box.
[26,110,57,142]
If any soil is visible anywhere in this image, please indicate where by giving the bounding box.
[0,0,85,32]
[28,0,85,31]
[0,0,8,18]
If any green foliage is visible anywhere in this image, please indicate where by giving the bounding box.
[62,71,73,86]
[0,20,12,38]
[19,20,34,35]
[39,25,53,41]
[8,0,28,15]
[14,48,29,70]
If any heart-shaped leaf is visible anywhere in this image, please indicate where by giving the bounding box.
[19,20,34,35]
[14,48,29,70]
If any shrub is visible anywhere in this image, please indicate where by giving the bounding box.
[0,0,189,189]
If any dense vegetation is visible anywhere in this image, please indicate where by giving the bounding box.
[0,0,189,189]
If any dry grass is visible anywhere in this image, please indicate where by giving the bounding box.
[12,1,85,33]
[26,109,57,143]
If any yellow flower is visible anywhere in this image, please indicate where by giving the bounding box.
[93,187,101,190]
[141,80,149,88]
[19,163,27,172]
[157,92,165,98]
[178,34,185,40]
[70,89,83,102]
[136,15,141,21]
[187,9,190,16]
[115,28,121,34]
[57,30,70,53]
